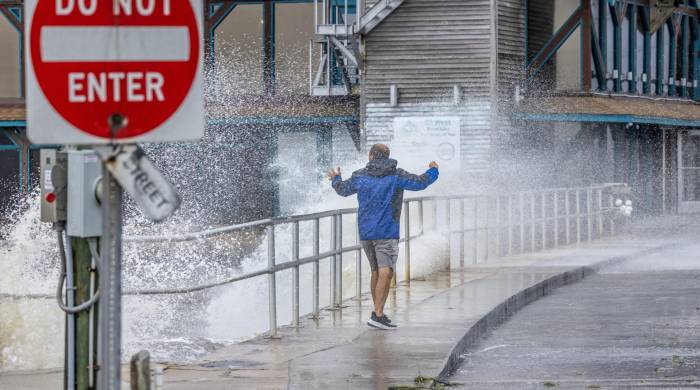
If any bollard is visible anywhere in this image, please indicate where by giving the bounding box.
[153,365,163,390]
[130,351,151,390]
[609,194,615,236]
[266,225,277,337]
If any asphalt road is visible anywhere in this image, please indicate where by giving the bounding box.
[448,243,700,389]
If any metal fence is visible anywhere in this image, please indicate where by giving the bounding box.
[0,184,627,335]
[119,183,627,337]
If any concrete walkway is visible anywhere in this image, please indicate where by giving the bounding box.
[448,241,700,389]
[1,216,693,390]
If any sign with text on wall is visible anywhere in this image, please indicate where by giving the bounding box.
[25,0,204,144]
[392,116,461,179]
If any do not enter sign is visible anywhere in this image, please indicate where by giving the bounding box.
[26,0,204,144]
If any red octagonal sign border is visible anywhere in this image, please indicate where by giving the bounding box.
[30,0,200,140]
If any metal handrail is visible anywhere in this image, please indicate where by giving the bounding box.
[1,184,629,337]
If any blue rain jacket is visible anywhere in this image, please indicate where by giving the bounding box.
[331,157,439,240]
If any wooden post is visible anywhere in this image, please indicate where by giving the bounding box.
[71,238,98,390]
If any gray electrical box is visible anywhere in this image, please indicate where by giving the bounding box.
[67,151,103,237]
[40,149,67,223]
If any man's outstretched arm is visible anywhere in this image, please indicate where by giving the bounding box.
[328,167,358,196]
[397,161,439,191]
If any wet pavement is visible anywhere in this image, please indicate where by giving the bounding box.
[448,242,700,389]
[1,216,697,390]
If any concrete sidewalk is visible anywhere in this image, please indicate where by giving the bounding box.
[1,216,692,390]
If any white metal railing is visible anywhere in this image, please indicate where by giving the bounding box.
[1,184,629,337]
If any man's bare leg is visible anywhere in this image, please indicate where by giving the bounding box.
[374,267,393,317]
[370,271,379,307]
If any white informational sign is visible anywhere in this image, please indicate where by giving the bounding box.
[391,116,461,177]
[25,0,204,144]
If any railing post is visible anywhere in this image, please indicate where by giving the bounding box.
[553,191,559,247]
[355,216,362,300]
[473,197,479,264]
[404,201,411,281]
[586,188,593,241]
[530,192,535,252]
[541,191,547,250]
[291,221,300,327]
[576,190,581,244]
[483,197,489,262]
[507,195,513,256]
[460,199,465,267]
[266,225,277,337]
[565,190,571,245]
[519,193,524,254]
[419,199,424,236]
[312,218,320,318]
[444,199,454,265]
[432,199,438,231]
[609,193,615,236]
[495,196,501,258]
[334,213,343,306]
[331,214,338,305]
[597,188,604,238]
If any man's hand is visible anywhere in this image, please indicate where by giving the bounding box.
[327,167,341,180]
[429,161,439,169]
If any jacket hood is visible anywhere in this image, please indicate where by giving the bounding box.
[365,157,397,177]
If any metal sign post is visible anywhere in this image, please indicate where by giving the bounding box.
[98,161,123,390]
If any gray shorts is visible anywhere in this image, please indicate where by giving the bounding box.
[361,239,399,271]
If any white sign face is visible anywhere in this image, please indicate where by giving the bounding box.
[391,116,461,177]
[25,0,204,144]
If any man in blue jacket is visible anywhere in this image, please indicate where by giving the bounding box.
[328,144,439,329]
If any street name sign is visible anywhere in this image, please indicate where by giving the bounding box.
[25,0,204,144]
[96,145,180,222]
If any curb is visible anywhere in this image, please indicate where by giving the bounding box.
[431,242,674,385]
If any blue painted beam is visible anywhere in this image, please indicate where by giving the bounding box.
[681,15,689,97]
[656,27,665,95]
[0,121,26,128]
[628,4,637,93]
[599,0,607,66]
[611,2,622,92]
[640,6,651,94]
[513,111,700,127]
[668,19,677,96]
